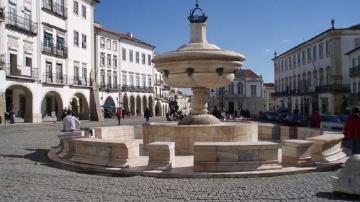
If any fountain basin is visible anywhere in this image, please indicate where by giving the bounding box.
[143,122,258,155]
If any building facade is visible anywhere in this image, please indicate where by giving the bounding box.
[0,0,99,123]
[209,69,263,117]
[347,46,360,108]
[273,22,360,116]
[263,83,275,111]
[94,24,172,117]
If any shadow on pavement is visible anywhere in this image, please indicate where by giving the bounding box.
[0,149,51,165]
[316,191,360,201]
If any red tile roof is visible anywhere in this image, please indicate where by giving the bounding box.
[263,83,275,88]
[237,69,261,79]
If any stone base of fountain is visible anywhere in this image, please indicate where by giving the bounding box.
[143,121,258,155]
[178,114,221,125]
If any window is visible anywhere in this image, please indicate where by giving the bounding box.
[56,36,65,52]
[237,82,243,95]
[100,70,105,86]
[129,73,134,86]
[73,1,78,15]
[353,81,357,94]
[82,67,87,84]
[82,34,87,49]
[148,55,152,65]
[107,54,111,67]
[25,57,32,67]
[46,61,52,81]
[136,74,140,86]
[251,85,257,96]
[302,50,306,64]
[81,5,86,18]
[100,37,105,49]
[325,40,331,57]
[148,77,152,87]
[24,10,31,31]
[113,56,117,68]
[293,55,296,68]
[355,38,360,48]
[312,46,317,61]
[142,75,146,86]
[129,50,134,62]
[122,48,126,61]
[113,41,117,51]
[135,52,140,63]
[321,98,329,114]
[307,48,311,63]
[122,72,127,85]
[297,53,301,66]
[56,63,63,82]
[107,70,112,87]
[74,31,79,47]
[319,43,324,59]
[142,53,146,64]
[106,39,111,50]
[289,57,292,69]
[100,53,105,67]
[74,65,79,81]
[44,32,53,49]
[113,72,118,87]
[352,58,356,68]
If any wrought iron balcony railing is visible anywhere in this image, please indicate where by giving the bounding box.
[5,12,38,36]
[69,76,90,86]
[42,43,68,58]
[4,64,38,79]
[350,66,360,77]
[42,0,67,19]
[98,84,120,92]
[42,73,67,85]
[154,80,164,86]
[315,84,350,93]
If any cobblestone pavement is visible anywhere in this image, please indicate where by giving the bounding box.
[0,118,359,201]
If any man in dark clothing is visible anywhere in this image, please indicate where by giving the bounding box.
[212,106,222,119]
[343,107,360,155]
[144,108,151,122]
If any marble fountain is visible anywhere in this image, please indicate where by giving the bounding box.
[49,2,348,178]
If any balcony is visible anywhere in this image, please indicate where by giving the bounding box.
[350,66,360,77]
[154,80,164,86]
[42,0,67,19]
[0,8,4,21]
[99,84,120,92]
[5,12,38,36]
[315,84,350,93]
[42,43,68,58]
[4,64,38,80]
[42,73,67,85]
[69,76,90,87]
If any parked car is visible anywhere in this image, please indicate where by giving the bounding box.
[264,112,279,122]
[320,115,343,131]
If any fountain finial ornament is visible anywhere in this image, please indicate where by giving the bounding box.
[153,1,245,125]
[188,0,208,23]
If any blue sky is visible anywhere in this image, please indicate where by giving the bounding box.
[95,0,360,83]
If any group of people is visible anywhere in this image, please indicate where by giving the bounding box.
[115,107,151,125]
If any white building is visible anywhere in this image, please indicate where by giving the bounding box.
[209,69,263,117]
[347,46,360,108]
[273,22,360,116]
[263,83,275,111]
[0,0,99,123]
[94,24,171,117]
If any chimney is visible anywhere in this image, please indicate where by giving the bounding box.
[126,32,133,38]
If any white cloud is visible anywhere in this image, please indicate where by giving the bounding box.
[282,39,291,43]
[264,49,272,53]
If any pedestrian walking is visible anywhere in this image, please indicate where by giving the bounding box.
[144,107,150,123]
[116,108,122,125]
[212,105,222,119]
[343,107,360,155]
